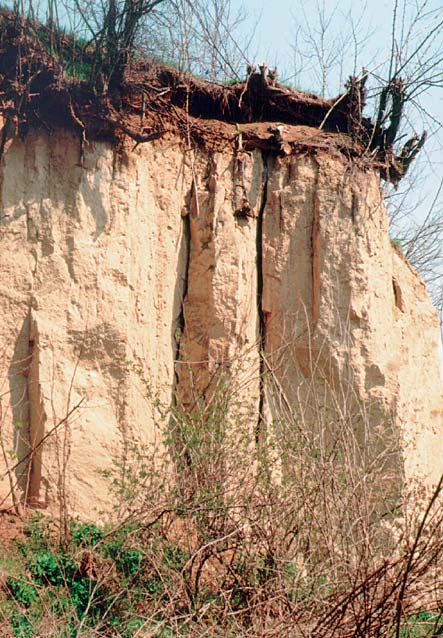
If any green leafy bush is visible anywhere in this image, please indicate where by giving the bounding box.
[29,552,76,586]
[6,578,37,607]
[71,521,104,548]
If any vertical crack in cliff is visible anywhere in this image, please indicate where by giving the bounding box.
[256,152,269,443]
[311,165,321,328]
[6,315,33,512]
[173,209,191,393]
[22,317,46,507]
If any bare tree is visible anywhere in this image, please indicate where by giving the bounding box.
[289,1,375,96]
[31,0,256,84]
[139,0,256,82]
[388,167,443,309]
[377,0,443,313]
[69,0,168,87]
[5,0,168,87]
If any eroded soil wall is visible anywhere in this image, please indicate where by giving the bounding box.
[0,130,441,517]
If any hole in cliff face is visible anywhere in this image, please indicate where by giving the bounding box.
[233,153,253,225]
[234,205,253,227]
[392,277,405,311]
[365,364,386,390]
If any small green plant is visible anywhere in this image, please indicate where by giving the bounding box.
[6,578,38,606]
[29,552,75,586]
[391,236,404,249]
[71,520,104,547]
[400,612,443,638]
[10,609,34,638]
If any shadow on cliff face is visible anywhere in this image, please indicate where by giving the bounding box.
[7,314,32,502]
[74,149,111,241]
[5,312,48,509]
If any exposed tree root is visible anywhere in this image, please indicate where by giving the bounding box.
[0,9,426,184]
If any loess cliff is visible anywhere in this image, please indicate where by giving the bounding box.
[0,14,441,517]
[0,126,442,517]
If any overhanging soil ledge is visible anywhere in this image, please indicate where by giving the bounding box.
[0,9,425,182]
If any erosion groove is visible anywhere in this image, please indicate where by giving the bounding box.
[256,152,269,444]
[311,165,321,328]
[174,208,191,392]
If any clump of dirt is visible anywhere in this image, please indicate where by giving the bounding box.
[0,9,425,183]
[0,511,23,547]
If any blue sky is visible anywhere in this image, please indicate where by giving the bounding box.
[234,0,443,124]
